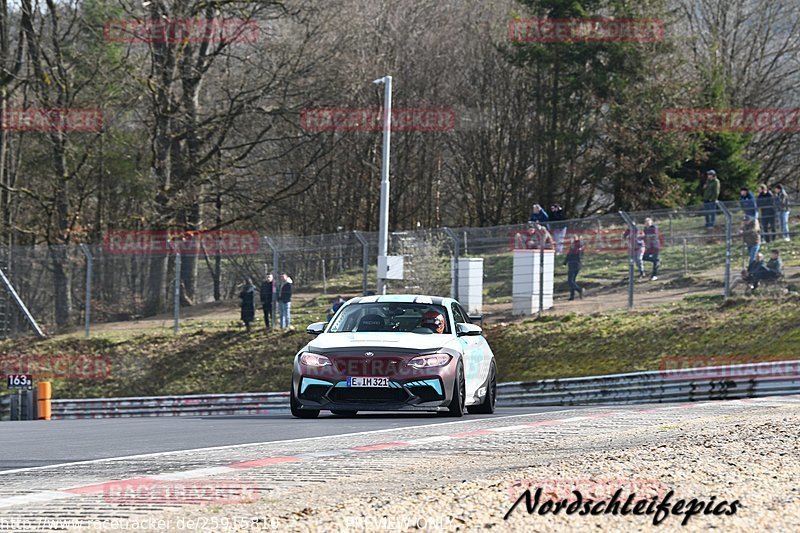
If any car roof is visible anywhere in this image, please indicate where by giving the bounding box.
[345,295,454,307]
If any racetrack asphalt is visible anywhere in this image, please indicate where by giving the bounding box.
[0,406,577,471]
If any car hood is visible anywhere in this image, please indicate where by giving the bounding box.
[307,332,455,353]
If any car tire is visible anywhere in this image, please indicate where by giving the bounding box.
[331,410,358,417]
[442,361,465,417]
[467,361,496,415]
[290,387,319,419]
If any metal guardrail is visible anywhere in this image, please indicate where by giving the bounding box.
[2,361,797,419]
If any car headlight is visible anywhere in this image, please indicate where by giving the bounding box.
[407,354,452,369]
[299,353,332,367]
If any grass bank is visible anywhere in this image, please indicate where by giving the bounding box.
[1,295,799,399]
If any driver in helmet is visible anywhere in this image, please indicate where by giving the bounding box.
[421,310,445,334]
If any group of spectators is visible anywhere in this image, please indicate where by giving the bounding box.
[703,170,791,242]
[239,273,294,331]
[528,170,792,300]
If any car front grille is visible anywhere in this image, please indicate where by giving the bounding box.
[329,387,408,403]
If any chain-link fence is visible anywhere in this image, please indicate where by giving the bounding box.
[0,201,798,337]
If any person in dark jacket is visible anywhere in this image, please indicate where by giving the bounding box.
[756,183,775,242]
[773,184,791,241]
[529,204,549,225]
[703,170,720,228]
[564,235,584,300]
[260,273,274,329]
[278,272,293,329]
[739,187,757,219]
[642,218,661,280]
[751,249,783,289]
[239,278,256,332]
[550,204,567,253]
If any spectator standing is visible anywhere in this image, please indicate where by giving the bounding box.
[529,204,549,225]
[751,249,783,289]
[741,215,761,264]
[564,235,584,301]
[623,227,646,278]
[739,187,757,219]
[239,278,256,332]
[703,170,720,228]
[642,218,661,280]
[773,184,791,241]
[756,183,775,242]
[278,272,293,329]
[260,273,274,329]
[550,204,567,253]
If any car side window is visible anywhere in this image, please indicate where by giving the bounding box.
[451,303,467,325]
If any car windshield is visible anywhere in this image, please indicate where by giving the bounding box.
[327,303,451,334]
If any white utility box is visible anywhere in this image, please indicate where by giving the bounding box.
[512,249,554,314]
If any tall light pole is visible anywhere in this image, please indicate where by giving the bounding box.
[373,75,392,294]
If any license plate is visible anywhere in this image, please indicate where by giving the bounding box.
[347,377,390,387]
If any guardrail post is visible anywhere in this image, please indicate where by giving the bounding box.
[79,244,92,338]
[263,236,280,322]
[717,200,733,298]
[443,228,460,300]
[168,241,180,335]
[353,231,369,296]
[619,211,636,309]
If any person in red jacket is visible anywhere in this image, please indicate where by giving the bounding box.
[642,218,661,281]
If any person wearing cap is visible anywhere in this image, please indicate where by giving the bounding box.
[740,215,761,264]
[703,170,720,228]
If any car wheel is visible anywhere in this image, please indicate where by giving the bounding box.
[331,410,358,417]
[290,387,319,419]
[467,361,496,415]
[443,361,465,417]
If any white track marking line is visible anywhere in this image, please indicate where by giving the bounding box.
[150,466,237,480]
[0,491,79,510]
[0,408,582,476]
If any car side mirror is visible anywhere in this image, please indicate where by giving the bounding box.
[456,323,482,337]
[306,322,327,335]
[468,315,484,326]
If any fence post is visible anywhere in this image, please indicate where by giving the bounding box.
[167,241,181,335]
[353,231,369,296]
[619,211,636,309]
[79,244,92,338]
[717,200,733,298]
[263,236,280,323]
[668,213,674,246]
[682,238,688,275]
[443,228,460,300]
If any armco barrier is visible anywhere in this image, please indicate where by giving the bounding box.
[5,360,795,419]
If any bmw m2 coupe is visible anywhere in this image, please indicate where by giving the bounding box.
[290,295,497,418]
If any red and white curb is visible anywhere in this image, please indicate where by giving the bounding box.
[0,397,792,511]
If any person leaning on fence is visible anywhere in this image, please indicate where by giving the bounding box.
[526,221,554,250]
[564,235,584,301]
[623,227,646,278]
[757,183,775,243]
[278,272,293,329]
[703,170,720,228]
[773,184,791,241]
[642,218,661,281]
[750,249,783,290]
[529,203,549,225]
[239,278,256,332]
[550,204,567,253]
[739,187,758,219]
[740,215,761,264]
[260,273,274,329]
